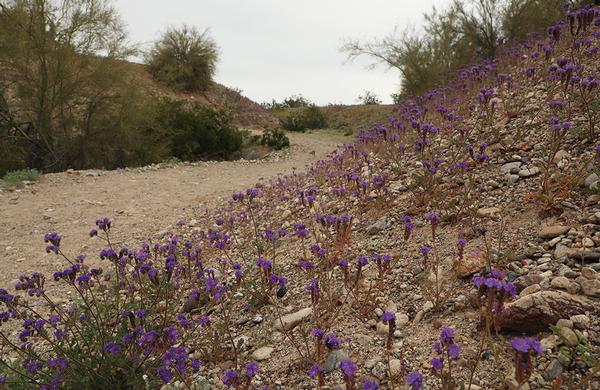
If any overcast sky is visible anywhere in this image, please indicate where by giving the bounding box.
[113,0,450,105]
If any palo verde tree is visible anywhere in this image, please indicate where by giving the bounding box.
[342,0,566,99]
[0,0,161,174]
[147,24,219,92]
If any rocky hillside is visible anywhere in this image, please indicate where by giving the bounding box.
[1,7,600,390]
[127,62,279,129]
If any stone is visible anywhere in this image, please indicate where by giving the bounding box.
[550,276,570,290]
[568,251,600,262]
[453,251,487,277]
[477,207,502,218]
[580,279,600,297]
[518,166,540,178]
[520,284,541,296]
[559,327,579,347]
[544,359,563,381]
[567,282,581,295]
[540,335,560,351]
[569,314,590,329]
[324,349,348,373]
[500,291,594,333]
[423,301,434,312]
[539,225,570,239]
[582,237,595,248]
[371,362,386,379]
[584,173,599,189]
[501,161,522,173]
[367,219,387,235]
[554,244,574,259]
[389,359,402,377]
[556,319,573,329]
[396,313,409,328]
[553,150,568,163]
[273,307,312,331]
[376,322,389,336]
[251,346,274,361]
[506,174,520,184]
[514,274,544,292]
[582,267,597,280]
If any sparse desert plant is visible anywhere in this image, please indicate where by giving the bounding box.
[2,168,41,186]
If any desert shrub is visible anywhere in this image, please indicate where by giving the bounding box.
[261,128,290,150]
[147,25,219,92]
[357,90,381,105]
[2,168,41,184]
[155,98,244,160]
[0,0,170,173]
[280,106,327,132]
[262,95,313,110]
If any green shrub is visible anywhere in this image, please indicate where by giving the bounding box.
[147,25,219,92]
[261,128,290,150]
[155,98,244,160]
[280,105,327,132]
[2,168,41,184]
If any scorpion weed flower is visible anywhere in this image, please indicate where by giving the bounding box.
[222,370,239,388]
[363,380,379,390]
[511,337,542,384]
[245,361,260,380]
[324,333,341,350]
[406,371,424,390]
[309,364,323,378]
[430,356,444,372]
[380,311,396,323]
[340,359,357,379]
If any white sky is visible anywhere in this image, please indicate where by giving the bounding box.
[113,0,450,105]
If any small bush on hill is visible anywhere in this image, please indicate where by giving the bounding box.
[280,106,327,132]
[147,25,219,92]
[262,95,313,110]
[357,90,381,105]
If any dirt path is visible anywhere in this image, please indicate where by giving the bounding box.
[0,131,348,286]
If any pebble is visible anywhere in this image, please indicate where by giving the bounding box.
[569,314,590,329]
[556,319,573,329]
[539,225,570,239]
[559,327,579,347]
[251,346,274,361]
[581,267,598,280]
[518,166,540,178]
[550,276,570,290]
[580,279,600,297]
[324,350,348,373]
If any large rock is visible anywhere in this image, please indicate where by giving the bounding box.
[538,225,570,239]
[273,307,312,331]
[500,291,593,333]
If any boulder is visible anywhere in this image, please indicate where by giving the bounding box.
[500,291,593,333]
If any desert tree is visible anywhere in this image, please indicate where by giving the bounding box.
[147,24,219,92]
[0,0,154,172]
